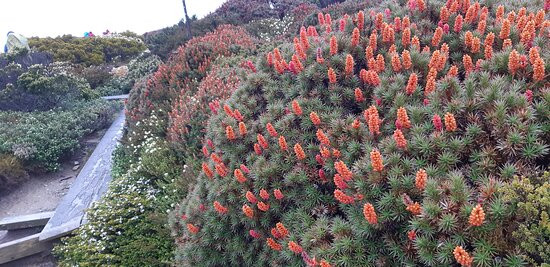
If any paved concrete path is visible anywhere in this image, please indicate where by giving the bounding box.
[101,94,129,100]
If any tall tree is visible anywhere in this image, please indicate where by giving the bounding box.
[182,0,192,38]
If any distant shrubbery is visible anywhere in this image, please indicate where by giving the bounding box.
[29,34,146,66]
[0,99,122,188]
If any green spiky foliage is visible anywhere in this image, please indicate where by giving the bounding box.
[172,1,549,266]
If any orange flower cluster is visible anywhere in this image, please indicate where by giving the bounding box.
[293,38,306,60]
[355,88,365,102]
[463,55,473,74]
[266,123,278,137]
[294,143,306,160]
[444,112,457,132]
[477,19,486,34]
[405,73,418,95]
[402,50,412,70]
[332,148,341,158]
[292,100,303,116]
[468,204,485,226]
[393,129,407,149]
[335,160,353,181]
[309,112,321,126]
[223,104,234,117]
[363,203,378,224]
[291,54,304,74]
[330,36,338,55]
[213,201,228,214]
[453,246,473,267]
[288,241,303,254]
[520,21,536,46]
[432,27,443,47]
[238,122,247,136]
[533,57,545,81]
[257,134,268,149]
[234,169,247,183]
[397,107,411,129]
[529,47,540,65]
[300,26,310,50]
[502,38,512,49]
[351,27,360,46]
[362,69,381,86]
[226,126,235,140]
[382,23,395,44]
[402,27,411,47]
[254,143,262,155]
[454,14,463,32]
[471,37,480,53]
[257,201,270,212]
[440,6,450,22]
[259,189,270,200]
[334,174,349,189]
[334,189,355,204]
[242,204,254,218]
[246,191,257,204]
[376,54,385,72]
[484,44,493,60]
[187,223,199,234]
[370,149,384,172]
[320,146,330,158]
[499,19,510,40]
[278,136,288,151]
[233,109,243,121]
[447,65,458,77]
[415,169,427,190]
[202,163,213,178]
[406,202,422,215]
[274,189,284,200]
[320,260,332,267]
[365,46,374,61]
[267,238,282,251]
[391,53,402,72]
[211,153,222,163]
[352,119,361,129]
[411,36,420,51]
[345,54,355,76]
[215,163,228,177]
[328,67,337,83]
[316,129,331,146]
[366,105,381,135]
[425,75,436,95]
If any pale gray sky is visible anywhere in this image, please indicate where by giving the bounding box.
[1,0,226,47]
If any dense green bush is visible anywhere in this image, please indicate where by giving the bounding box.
[29,34,146,66]
[0,99,122,172]
[171,1,549,266]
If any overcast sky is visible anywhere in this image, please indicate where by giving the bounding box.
[1,0,226,47]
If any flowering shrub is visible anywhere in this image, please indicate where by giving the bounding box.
[173,2,549,266]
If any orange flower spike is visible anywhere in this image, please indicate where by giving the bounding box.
[292,100,303,116]
[484,32,494,47]
[274,189,284,200]
[388,44,397,55]
[328,67,337,84]
[508,49,520,75]
[402,50,412,70]
[432,27,443,47]
[331,148,341,158]
[213,201,228,214]
[402,16,410,28]
[496,5,504,21]
[444,112,457,132]
[484,44,493,60]
[242,204,254,218]
[429,50,441,70]
[267,238,282,251]
[369,31,378,52]
[293,37,306,60]
[411,36,420,51]
[278,136,288,151]
[300,26,310,50]
[370,149,384,172]
[357,10,365,30]
[320,260,332,267]
[202,163,214,178]
[477,19,486,34]
[447,65,458,77]
[257,201,270,212]
[352,119,360,129]
[345,54,355,76]
[365,45,374,61]
[529,47,540,65]
[471,37,480,53]
[363,203,378,224]
[368,58,377,72]
[211,153,223,164]
[425,76,436,96]
[402,27,411,47]
[334,189,355,204]
[320,146,331,158]
[469,204,486,226]
[274,60,284,74]
[234,169,247,183]
[463,54,473,74]
[215,163,228,177]
[267,52,274,66]
[533,57,545,81]
[254,143,262,155]
[316,129,330,146]
[440,6,450,23]
[246,191,258,204]
[391,53,402,72]
[334,160,353,181]
[415,169,427,190]
[454,14,463,33]
[294,143,306,160]
[397,107,412,129]
[276,222,288,237]
[376,54,385,72]
[226,126,236,141]
[266,123,278,137]
[223,104,234,117]
[351,27,360,46]
[355,88,365,102]
[406,202,422,215]
[260,189,270,200]
[502,38,512,49]
[393,129,407,149]
[454,246,473,267]
[499,19,511,40]
[238,122,247,136]
[405,73,418,95]
[375,12,383,30]
[288,241,303,254]
[273,48,282,62]
[367,110,381,135]
[329,36,338,55]
[417,0,426,11]
[310,112,321,126]
[369,70,381,86]
[187,223,199,234]
[257,134,268,149]
[464,31,473,48]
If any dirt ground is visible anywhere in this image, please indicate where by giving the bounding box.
[0,129,106,267]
